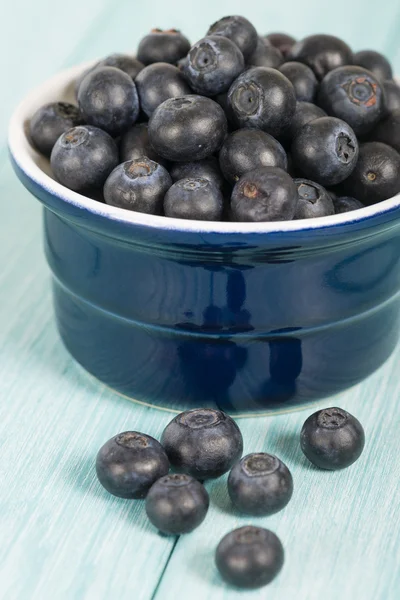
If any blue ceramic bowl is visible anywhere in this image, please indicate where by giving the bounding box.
[9,63,400,414]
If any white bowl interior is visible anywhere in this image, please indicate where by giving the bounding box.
[8,62,400,234]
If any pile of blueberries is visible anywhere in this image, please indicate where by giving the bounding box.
[29,16,400,222]
[96,406,365,589]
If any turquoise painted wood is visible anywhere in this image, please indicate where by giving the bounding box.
[2,2,400,598]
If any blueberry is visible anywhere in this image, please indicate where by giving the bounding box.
[104,158,172,214]
[75,55,144,98]
[119,123,165,164]
[353,50,393,83]
[333,196,364,214]
[279,62,318,103]
[282,101,327,143]
[289,34,353,80]
[266,32,296,58]
[207,15,257,61]
[293,178,334,219]
[215,526,284,589]
[341,141,400,205]
[145,473,209,534]
[370,109,400,153]
[183,36,244,96]
[78,67,139,137]
[231,167,298,222]
[169,157,225,190]
[50,125,118,191]
[300,407,365,470]
[219,129,287,184]
[383,81,400,114]
[137,28,190,65]
[291,117,359,186]
[95,431,169,498]
[228,453,293,516]
[135,62,192,117]
[227,67,296,138]
[247,37,283,68]
[148,95,227,161]
[164,177,223,220]
[160,408,243,480]
[29,102,83,157]
[318,66,385,136]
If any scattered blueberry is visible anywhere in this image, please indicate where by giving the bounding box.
[353,50,393,83]
[300,407,365,470]
[78,67,139,136]
[294,178,335,219]
[137,28,190,65]
[169,157,225,190]
[164,177,224,220]
[29,102,83,157]
[341,141,400,205]
[119,123,165,164]
[227,67,296,138]
[383,80,400,114]
[148,95,227,161]
[95,431,169,498]
[219,129,287,184]
[145,473,209,534]
[282,101,327,143]
[318,66,385,136]
[215,526,284,589]
[104,158,172,214]
[291,116,359,186]
[207,15,258,60]
[51,125,118,191]
[247,38,284,68]
[333,196,365,214]
[183,36,244,96]
[231,167,298,222]
[266,32,296,58]
[160,408,243,480]
[228,452,293,516]
[279,61,318,103]
[136,62,192,117]
[370,109,400,153]
[289,34,353,80]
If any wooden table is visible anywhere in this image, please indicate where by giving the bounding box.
[2,3,400,598]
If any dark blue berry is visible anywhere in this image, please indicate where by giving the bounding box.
[300,407,365,470]
[164,177,224,220]
[148,95,227,161]
[289,34,353,80]
[78,67,139,137]
[135,62,192,117]
[333,196,364,214]
[370,109,400,153]
[96,431,169,498]
[104,158,172,214]
[282,101,327,143]
[231,166,298,222]
[207,15,257,60]
[228,453,293,516]
[247,37,283,68]
[145,473,209,534]
[342,141,400,205]
[160,408,243,480]
[169,157,225,190]
[75,54,144,98]
[318,66,385,136]
[29,102,83,157]
[266,32,296,58]
[119,123,165,164]
[137,29,190,65]
[216,526,284,589]
[183,36,244,96]
[291,116,358,186]
[219,129,287,184]
[353,50,392,83]
[293,178,334,219]
[227,67,296,137]
[383,81,400,115]
[279,62,318,102]
[50,125,118,191]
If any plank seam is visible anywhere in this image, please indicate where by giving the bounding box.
[150,536,180,600]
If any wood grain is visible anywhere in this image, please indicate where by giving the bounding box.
[2,3,400,599]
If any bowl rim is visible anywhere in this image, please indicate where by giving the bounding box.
[8,61,400,235]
